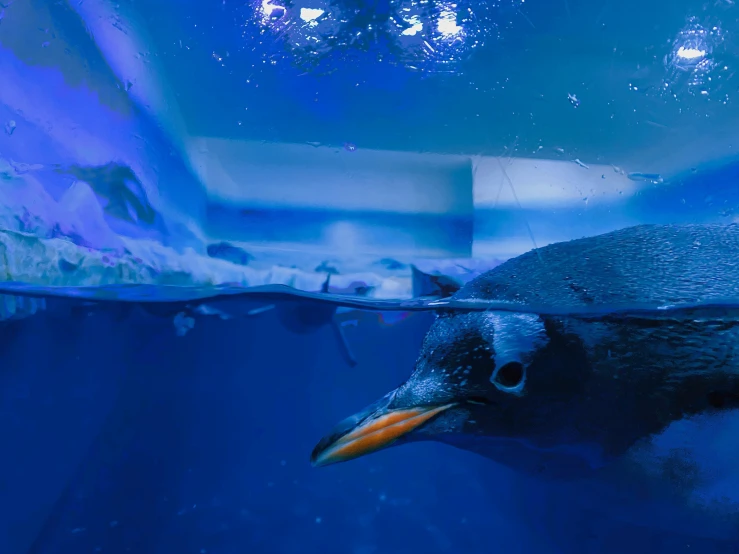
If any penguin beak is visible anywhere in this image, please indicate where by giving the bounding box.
[311,392,455,467]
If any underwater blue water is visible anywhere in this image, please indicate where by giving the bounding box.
[1,286,739,554]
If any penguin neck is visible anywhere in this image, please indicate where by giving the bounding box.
[438,433,612,481]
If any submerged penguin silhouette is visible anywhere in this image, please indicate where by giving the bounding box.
[249,274,359,367]
[312,224,739,478]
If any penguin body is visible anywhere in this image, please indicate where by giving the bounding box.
[311,224,739,481]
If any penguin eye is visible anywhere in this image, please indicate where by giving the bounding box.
[492,361,525,390]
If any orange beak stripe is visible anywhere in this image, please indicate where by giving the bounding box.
[312,404,455,467]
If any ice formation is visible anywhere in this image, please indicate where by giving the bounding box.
[0,157,502,322]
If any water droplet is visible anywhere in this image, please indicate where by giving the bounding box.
[627,172,663,184]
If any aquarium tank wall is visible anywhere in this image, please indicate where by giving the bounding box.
[2,0,739,553]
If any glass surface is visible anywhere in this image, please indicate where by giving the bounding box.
[2,1,739,553]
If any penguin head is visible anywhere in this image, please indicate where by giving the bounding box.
[311,311,589,467]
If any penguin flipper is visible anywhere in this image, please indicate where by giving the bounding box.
[332,320,357,367]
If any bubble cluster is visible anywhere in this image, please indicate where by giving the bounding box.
[663,16,728,99]
[238,0,517,72]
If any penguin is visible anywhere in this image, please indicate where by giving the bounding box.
[236,274,359,366]
[272,274,358,367]
[310,224,739,481]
